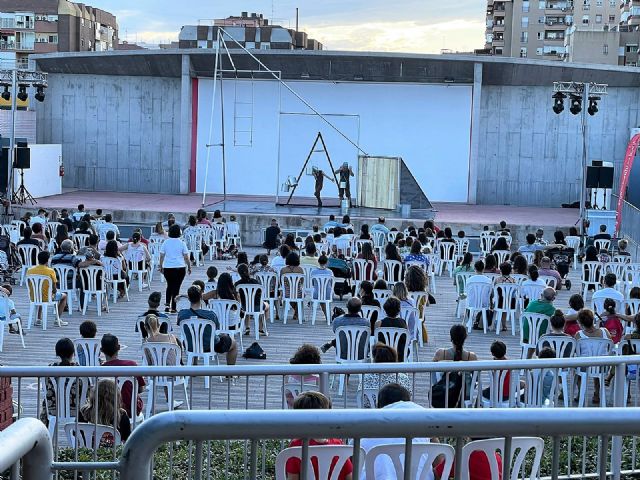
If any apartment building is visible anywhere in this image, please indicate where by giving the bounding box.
[0,0,117,67]
[485,0,620,61]
[619,0,640,65]
[179,12,323,51]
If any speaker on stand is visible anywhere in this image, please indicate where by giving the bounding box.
[12,143,35,205]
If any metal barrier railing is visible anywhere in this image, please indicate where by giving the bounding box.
[1,356,638,479]
[0,418,52,480]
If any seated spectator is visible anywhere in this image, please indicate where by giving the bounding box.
[281,252,304,320]
[358,345,413,408]
[27,251,68,325]
[71,204,86,224]
[535,228,547,245]
[78,379,131,443]
[392,282,417,341]
[138,292,169,338]
[17,226,41,249]
[177,286,237,365]
[284,392,352,480]
[321,297,369,354]
[235,264,268,336]
[30,223,48,248]
[592,273,624,304]
[404,240,429,270]
[196,208,211,226]
[301,242,319,267]
[359,224,371,240]
[593,224,611,241]
[491,236,510,255]
[124,232,151,270]
[617,239,631,257]
[373,279,389,291]
[495,262,516,286]
[98,213,120,239]
[537,310,573,355]
[51,239,80,270]
[518,233,543,253]
[356,242,378,279]
[60,209,74,234]
[359,280,381,330]
[385,242,403,263]
[483,254,498,274]
[375,296,409,361]
[151,222,168,241]
[453,253,474,294]
[563,294,584,337]
[271,245,290,269]
[40,338,80,427]
[538,257,562,290]
[310,254,334,299]
[285,344,322,408]
[76,320,97,366]
[482,341,520,402]
[98,230,125,252]
[101,334,145,418]
[162,213,176,230]
[537,346,557,405]
[371,217,390,235]
[143,314,181,361]
[104,240,129,298]
[30,208,47,228]
[128,227,149,246]
[1,284,23,335]
[79,234,102,261]
[512,254,528,275]
[251,254,275,275]
[575,309,612,405]
[522,287,556,358]
[598,298,625,344]
[283,233,299,252]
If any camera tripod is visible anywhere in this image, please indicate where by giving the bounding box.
[12,168,36,205]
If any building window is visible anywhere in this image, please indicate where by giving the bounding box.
[81,38,84,47]
[596,14,602,23]
[582,15,590,24]
[536,47,543,55]
[626,44,639,53]
[539,15,546,23]
[596,0,603,6]
[610,0,616,5]
[609,15,616,22]
[522,16,529,27]
[48,35,57,43]
[538,31,544,39]
[603,44,608,54]
[81,18,84,26]
[523,1,530,12]
[521,31,529,42]
[495,47,503,54]
[520,47,528,57]
[539,1,546,8]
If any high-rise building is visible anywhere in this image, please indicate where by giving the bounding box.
[179,12,323,51]
[618,0,640,66]
[0,0,118,68]
[485,0,620,61]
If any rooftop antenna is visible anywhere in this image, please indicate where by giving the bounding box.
[296,7,299,32]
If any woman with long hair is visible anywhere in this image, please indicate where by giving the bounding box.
[284,233,299,251]
[78,379,131,443]
[360,224,371,240]
[105,239,130,297]
[385,242,402,262]
[434,324,477,362]
[216,272,239,301]
[575,309,612,405]
[357,242,378,280]
[125,231,151,271]
[150,222,168,241]
[404,240,430,270]
[513,254,528,275]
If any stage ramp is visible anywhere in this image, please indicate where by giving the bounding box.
[357,156,432,211]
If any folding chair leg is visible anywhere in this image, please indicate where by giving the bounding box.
[183,382,190,410]
[146,383,154,418]
[17,321,25,348]
[311,303,318,326]
[283,303,290,325]
[254,315,260,341]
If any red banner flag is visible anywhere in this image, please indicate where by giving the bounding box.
[616,133,640,234]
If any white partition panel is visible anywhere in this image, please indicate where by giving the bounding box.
[14,144,62,198]
[196,79,472,203]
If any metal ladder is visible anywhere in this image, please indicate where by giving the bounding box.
[233,77,254,147]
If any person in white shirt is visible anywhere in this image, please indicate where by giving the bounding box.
[30,209,47,228]
[591,273,624,304]
[467,260,492,309]
[98,214,120,240]
[358,383,434,480]
[71,204,86,223]
[159,224,191,313]
[270,245,290,269]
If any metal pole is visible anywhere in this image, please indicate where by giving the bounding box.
[201,29,221,208]
[579,83,589,236]
[7,69,17,206]
[219,63,227,203]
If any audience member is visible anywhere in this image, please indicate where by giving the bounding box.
[27,251,68,324]
[159,224,191,313]
[522,287,556,358]
[321,297,368,354]
[285,344,322,407]
[101,334,145,418]
[375,296,409,361]
[76,320,98,365]
[358,345,413,408]
[40,338,80,427]
[574,309,612,405]
[592,273,624,304]
[538,257,562,290]
[78,379,131,443]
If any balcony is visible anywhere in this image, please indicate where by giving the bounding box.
[545,1,570,12]
[0,41,15,50]
[14,20,34,30]
[15,41,34,51]
[493,23,506,31]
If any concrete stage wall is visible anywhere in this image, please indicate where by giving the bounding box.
[196,79,473,203]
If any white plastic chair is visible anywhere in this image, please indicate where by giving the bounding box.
[237,284,268,340]
[383,260,403,287]
[426,254,439,293]
[591,296,623,316]
[493,249,511,266]
[334,325,370,395]
[44,376,89,436]
[18,244,39,286]
[455,272,475,318]
[64,423,121,450]
[576,336,614,407]
[184,232,204,267]
[45,221,61,239]
[281,273,305,325]
[539,275,558,288]
[582,261,603,298]
[180,318,219,388]
[623,263,640,293]
[115,376,144,429]
[375,326,411,363]
[53,264,78,315]
[480,369,520,408]
[225,222,242,250]
[520,313,550,358]
[255,272,278,324]
[521,251,535,265]
[275,445,363,480]
[102,257,130,304]
[334,237,353,258]
[373,289,392,304]
[455,238,470,262]
[208,299,244,351]
[371,231,386,258]
[520,283,545,311]
[311,275,334,325]
[460,437,544,480]
[142,342,190,417]
[26,274,60,330]
[535,336,576,407]
[594,238,611,252]
[80,265,109,316]
[360,305,381,328]
[480,232,497,255]
[464,282,493,333]
[356,387,379,409]
[365,443,454,480]
[0,291,24,351]
[125,251,150,293]
[352,258,376,293]
[210,224,226,260]
[438,242,456,277]
[492,284,520,335]
[283,375,320,409]
[73,338,102,366]
[148,241,164,283]
[565,236,581,269]
[72,233,90,250]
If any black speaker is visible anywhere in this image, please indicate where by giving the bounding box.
[586,166,600,188]
[14,147,30,169]
[599,166,614,189]
[0,148,9,195]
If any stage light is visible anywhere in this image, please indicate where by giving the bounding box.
[34,85,45,102]
[588,96,599,116]
[569,94,582,115]
[17,85,28,102]
[1,85,9,101]
[552,92,566,114]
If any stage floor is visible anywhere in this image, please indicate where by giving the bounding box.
[30,190,580,227]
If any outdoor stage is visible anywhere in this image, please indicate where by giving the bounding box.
[26,190,581,246]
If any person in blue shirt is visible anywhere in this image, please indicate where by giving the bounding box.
[371,217,390,235]
[323,215,339,231]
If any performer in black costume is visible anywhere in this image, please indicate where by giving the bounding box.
[334,162,354,207]
[312,167,334,208]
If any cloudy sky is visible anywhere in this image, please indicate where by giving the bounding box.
[94,1,486,53]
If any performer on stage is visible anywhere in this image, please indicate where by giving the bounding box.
[335,162,354,207]
[312,167,334,208]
